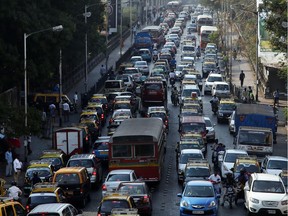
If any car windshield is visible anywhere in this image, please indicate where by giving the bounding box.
[252,180,285,193]
[203,64,216,69]
[40,158,62,166]
[55,173,80,184]
[150,112,166,121]
[216,84,229,90]
[238,131,273,146]
[184,185,214,197]
[95,143,108,150]
[100,200,130,213]
[114,103,130,109]
[67,159,93,168]
[107,174,130,182]
[179,144,200,151]
[26,168,51,178]
[185,167,210,177]
[267,160,288,170]
[207,76,223,82]
[118,185,145,195]
[182,89,200,97]
[180,153,203,163]
[225,153,247,163]
[181,123,205,133]
[30,196,57,204]
[219,104,235,110]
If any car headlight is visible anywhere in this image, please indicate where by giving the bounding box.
[281,200,288,205]
[180,200,188,207]
[250,197,259,204]
[208,200,216,207]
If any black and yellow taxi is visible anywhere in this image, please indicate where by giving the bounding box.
[182,159,211,189]
[53,167,91,208]
[216,98,236,123]
[90,94,109,113]
[85,102,106,126]
[175,139,202,161]
[0,197,26,216]
[23,160,54,197]
[97,192,136,216]
[180,132,207,156]
[73,122,92,153]
[180,101,202,114]
[111,208,139,216]
[26,182,67,213]
[233,156,260,179]
[39,150,67,172]
[80,110,101,129]
[78,119,101,144]
[147,106,169,130]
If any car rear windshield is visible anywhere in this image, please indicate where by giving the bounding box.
[180,153,203,164]
[144,83,162,91]
[224,153,247,163]
[29,196,57,204]
[55,173,80,184]
[267,160,288,170]
[29,214,59,216]
[105,82,120,88]
[100,200,130,213]
[185,167,210,177]
[107,174,130,182]
[118,185,145,194]
[67,159,93,168]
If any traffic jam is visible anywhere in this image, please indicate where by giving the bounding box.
[2,1,287,216]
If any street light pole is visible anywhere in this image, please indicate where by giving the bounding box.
[23,25,63,161]
[130,0,133,45]
[120,4,123,56]
[84,5,91,94]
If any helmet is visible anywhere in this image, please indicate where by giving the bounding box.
[226,172,233,178]
[11,181,17,186]
[240,168,246,174]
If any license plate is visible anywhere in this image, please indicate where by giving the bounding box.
[267,210,276,214]
[192,211,204,214]
[100,151,107,155]
[149,91,157,95]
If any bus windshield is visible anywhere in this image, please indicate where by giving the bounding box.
[238,131,273,146]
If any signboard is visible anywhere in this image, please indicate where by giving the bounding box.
[107,0,118,33]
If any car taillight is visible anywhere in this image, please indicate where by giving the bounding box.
[101,114,104,119]
[93,169,97,176]
[102,184,107,191]
[143,195,150,203]
[165,120,168,125]
[85,136,89,141]
[80,188,83,194]
[26,205,30,212]
[97,214,101,216]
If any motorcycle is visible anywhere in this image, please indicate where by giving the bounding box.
[223,186,236,208]
[235,182,245,205]
[211,148,225,171]
[170,78,176,87]
[171,93,178,106]
[196,51,201,59]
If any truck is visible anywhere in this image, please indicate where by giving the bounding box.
[53,127,89,156]
[233,104,277,159]
[133,32,153,52]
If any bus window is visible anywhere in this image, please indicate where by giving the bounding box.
[134,144,155,157]
[112,145,132,158]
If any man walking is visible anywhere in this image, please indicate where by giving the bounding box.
[5,148,13,177]
[239,70,245,87]
[13,155,22,185]
[62,101,70,122]
[273,89,280,107]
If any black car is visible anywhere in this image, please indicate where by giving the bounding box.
[216,102,236,123]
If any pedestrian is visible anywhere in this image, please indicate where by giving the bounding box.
[273,89,280,107]
[49,103,56,124]
[73,92,78,113]
[248,86,254,103]
[62,101,70,122]
[239,70,245,87]
[13,155,22,185]
[27,133,32,155]
[41,109,47,138]
[242,88,248,103]
[8,181,22,202]
[100,65,106,76]
[5,148,13,177]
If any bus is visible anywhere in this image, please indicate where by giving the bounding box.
[167,1,182,11]
[200,26,218,49]
[141,26,165,47]
[109,118,166,182]
[196,14,213,34]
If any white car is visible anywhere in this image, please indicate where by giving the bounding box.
[134,60,149,75]
[204,116,215,142]
[211,81,231,98]
[130,56,143,65]
[221,149,248,178]
[261,156,288,175]
[102,169,138,197]
[178,149,204,181]
[244,173,288,215]
[27,203,80,216]
[110,109,132,125]
[204,73,224,95]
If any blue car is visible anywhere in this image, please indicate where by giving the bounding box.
[177,180,219,216]
[93,136,110,161]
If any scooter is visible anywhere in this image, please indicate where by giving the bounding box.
[223,186,236,209]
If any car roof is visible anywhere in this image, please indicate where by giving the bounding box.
[181,149,202,154]
[28,203,72,214]
[108,169,134,174]
[186,180,213,186]
[266,156,288,161]
[225,149,248,154]
[252,173,282,181]
[69,154,95,160]
[208,73,222,77]
[213,81,228,85]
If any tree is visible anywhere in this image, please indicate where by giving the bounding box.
[259,0,287,52]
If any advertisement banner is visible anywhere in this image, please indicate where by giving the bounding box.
[107,0,118,33]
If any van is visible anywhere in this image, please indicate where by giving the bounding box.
[104,80,126,95]
[32,93,74,112]
[141,77,166,107]
[211,81,231,98]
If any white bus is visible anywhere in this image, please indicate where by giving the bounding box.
[197,14,213,34]
[200,26,218,49]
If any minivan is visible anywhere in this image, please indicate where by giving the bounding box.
[211,81,231,98]
[104,80,126,94]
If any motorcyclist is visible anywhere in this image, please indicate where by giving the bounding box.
[210,95,219,112]
[170,57,176,70]
[169,71,176,86]
[208,170,222,195]
[171,86,179,105]
[8,181,22,202]
[32,172,42,185]
[216,143,225,152]
[235,168,248,204]
[152,48,158,61]
[221,171,237,206]
[196,46,201,58]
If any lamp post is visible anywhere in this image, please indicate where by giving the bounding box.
[120,3,123,56]
[24,24,63,161]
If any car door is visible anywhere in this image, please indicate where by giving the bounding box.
[244,176,252,207]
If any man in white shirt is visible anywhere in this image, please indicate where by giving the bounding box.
[13,156,22,185]
[8,181,22,201]
[208,170,222,195]
[62,102,70,122]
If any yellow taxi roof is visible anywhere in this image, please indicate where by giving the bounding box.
[31,183,58,193]
[40,154,61,159]
[179,140,200,144]
[220,99,235,104]
[81,110,97,115]
[87,102,102,107]
[55,167,85,174]
[186,159,210,168]
[235,156,258,165]
[27,164,51,169]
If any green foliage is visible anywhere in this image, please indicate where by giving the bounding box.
[0,102,41,138]
[209,31,220,47]
[260,0,287,52]
[0,0,106,92]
